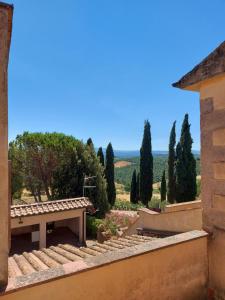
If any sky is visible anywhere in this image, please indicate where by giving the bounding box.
[8,0,225,150]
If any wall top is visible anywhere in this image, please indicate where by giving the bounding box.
[172,41,225,91]
[0,1,13,53]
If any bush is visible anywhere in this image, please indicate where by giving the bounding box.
[86,216,104,238]
[113,200,144,211]
[196,177,201,198]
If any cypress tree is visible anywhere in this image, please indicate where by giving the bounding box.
[105,142,116,206]
[130,169,137,203]
[87,138,94,147]
[136,172,140,202]
[176,114,197,202]
[140,120,153,207]
[97,147,104,166]
[160,170,167,201]
[167,121,176,203]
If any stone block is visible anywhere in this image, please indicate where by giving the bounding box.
[213,163,225,180]
[213,128,225,146]
[213,195,225,212]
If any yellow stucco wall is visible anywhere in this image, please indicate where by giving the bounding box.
[126,203,202,236]
[138,208,202,232]
[164,200,202,213]
[200,73,225,297]
[1,235,208,300]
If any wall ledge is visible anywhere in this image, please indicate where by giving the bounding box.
[2,230,208,296]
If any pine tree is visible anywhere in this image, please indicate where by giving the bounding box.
[136,172,140,202]
[130,169,137,203]
[105,143,116,206]
[140,120,153,207]
[97,147,104,166]
[160,170,167,201]
[167,121,176,203]
[176,114,197,202]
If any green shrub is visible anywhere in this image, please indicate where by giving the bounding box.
[113,200,144,211]
[196,178,201,198]
[86,216,104,238]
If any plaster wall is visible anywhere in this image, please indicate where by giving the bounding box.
[11,209,85,229]
[164,200,202,212]
[1,233,208,300]
[126,204,202,236]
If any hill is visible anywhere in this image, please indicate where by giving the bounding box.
[115,155,200,191]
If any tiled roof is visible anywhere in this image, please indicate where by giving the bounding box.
[173,41,225,90]
[8,235,156,279]
[11,198,93,219]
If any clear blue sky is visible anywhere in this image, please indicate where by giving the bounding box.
[8,0,225,150]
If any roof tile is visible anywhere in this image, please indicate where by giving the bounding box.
[11,197,93,219]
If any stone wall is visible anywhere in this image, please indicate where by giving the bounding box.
[200,75,225,297]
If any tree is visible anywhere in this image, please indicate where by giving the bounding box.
[9,132,109,216]
[130,169,137,203]
[87,138,93,147]
[140,120,153,207]
[176,114,197,202]
[167,121,176,203]
[136,172,140,202]
[97,147,104,166]
[160,170,167,201]
[105,142,116,206]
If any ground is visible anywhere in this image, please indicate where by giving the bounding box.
[114,160,132,168]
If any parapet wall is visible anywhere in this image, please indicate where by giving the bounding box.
[164,200,202,212]
[125,201,202,235]
[1,231,208,300]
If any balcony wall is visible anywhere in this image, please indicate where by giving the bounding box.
[1,231,208,300]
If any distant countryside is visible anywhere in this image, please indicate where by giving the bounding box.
[114,153,201,202]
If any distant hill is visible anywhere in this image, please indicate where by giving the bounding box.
[112,149,200,158]
[114,154,201,191]
[96,148,200,158]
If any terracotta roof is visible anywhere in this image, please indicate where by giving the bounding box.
[173,41,225,90]
[8,235,156,279]
[11,198,93,218]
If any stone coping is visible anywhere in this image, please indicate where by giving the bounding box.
[2,230,208,295]
[164,200,202,212]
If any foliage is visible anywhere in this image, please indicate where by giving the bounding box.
[87,138,94,147]
[115,155,200,190]
[9,132,109,216]
[196,177,201,198]
[176,114,197,202]
[86,216,104,238]
[160,170,167,201]
[140,120,153,207]
[105,143,116,206]
[113,200,144,211]
[167,121,176,203]
[97,147,104,166]
[136,172,140,202]
[130,169,137,203]
[9,144,24,199]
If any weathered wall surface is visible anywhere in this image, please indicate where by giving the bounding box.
[0,3,13,289]
[200,75,225,297]
[1,232,208,300]
[126,203,202,235]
